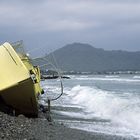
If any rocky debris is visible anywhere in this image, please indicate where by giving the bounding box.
[0,110,132,140]
[0,110,51,140]
[0,112,32,139]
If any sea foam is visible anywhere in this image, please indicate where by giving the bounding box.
[66,85,140,138]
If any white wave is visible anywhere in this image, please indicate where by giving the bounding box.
[66,85,140,138]
[105,75,120,78]
[79,75,89,78]
[133,75,140,79]
[69,75,76,79]
[75,77,140,82]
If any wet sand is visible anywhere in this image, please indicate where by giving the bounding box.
[0,111,136,140]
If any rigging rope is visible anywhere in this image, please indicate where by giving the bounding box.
[36,54,64,102]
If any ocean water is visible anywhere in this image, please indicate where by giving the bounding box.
[40,74,140,139]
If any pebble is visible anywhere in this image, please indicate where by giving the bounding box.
[0,111,52,140]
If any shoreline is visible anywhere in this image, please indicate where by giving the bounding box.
[0,111,135,140]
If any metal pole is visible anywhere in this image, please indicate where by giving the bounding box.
[48,99,50,113]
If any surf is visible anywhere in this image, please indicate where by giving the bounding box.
[65,85,140,138]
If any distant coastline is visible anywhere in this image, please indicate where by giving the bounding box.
[41,69,140,76]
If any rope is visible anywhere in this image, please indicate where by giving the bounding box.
[49,52,64,101]
[34,55,64,102]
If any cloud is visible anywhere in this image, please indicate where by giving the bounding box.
[0,0,140,54]
[0,0,140,32]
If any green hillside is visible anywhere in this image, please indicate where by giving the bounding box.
[33,43,140,73]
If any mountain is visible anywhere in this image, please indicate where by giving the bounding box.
[34,43,140,73]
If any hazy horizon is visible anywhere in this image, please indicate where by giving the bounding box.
[0,0,140,57]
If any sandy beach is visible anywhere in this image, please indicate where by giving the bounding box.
[0,110,135,140]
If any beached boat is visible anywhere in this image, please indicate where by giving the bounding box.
[0,42,43,117]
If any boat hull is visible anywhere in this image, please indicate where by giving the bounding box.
[0,42,42,117]
[0,78,38,117]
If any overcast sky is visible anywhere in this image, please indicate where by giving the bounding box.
[0,0,140,56]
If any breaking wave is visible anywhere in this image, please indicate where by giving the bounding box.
[133,76,140,79]
[66,85,140,138]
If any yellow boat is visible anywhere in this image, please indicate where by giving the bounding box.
[0,42,43,117]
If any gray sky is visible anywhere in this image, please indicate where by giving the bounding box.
[0,0,140,56]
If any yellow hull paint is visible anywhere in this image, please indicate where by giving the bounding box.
[18,54,43,97]
[0,78,38,116]
[0,42,42,116]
